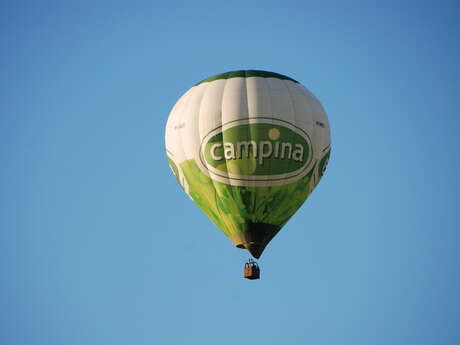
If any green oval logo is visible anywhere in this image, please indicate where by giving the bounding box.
[200,120,312,183]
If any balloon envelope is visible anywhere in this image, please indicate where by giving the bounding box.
[165,70,331,258]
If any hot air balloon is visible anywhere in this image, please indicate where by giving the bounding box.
[165,70,330,277]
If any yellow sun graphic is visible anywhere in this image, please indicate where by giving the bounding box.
[268,128,280,140]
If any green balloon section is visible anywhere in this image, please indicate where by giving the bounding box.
[168,148,330,259]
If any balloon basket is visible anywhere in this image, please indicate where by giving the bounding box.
[243,259,260,280]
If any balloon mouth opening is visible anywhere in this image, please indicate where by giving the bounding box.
[245,243,265,259]
[230,223,281,259]
[236,242,266,259]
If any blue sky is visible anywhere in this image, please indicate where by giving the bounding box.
[1,1,459,344]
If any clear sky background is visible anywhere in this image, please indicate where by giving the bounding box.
[1,1,459,345]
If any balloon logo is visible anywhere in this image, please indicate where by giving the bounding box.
[165,70,331,259]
